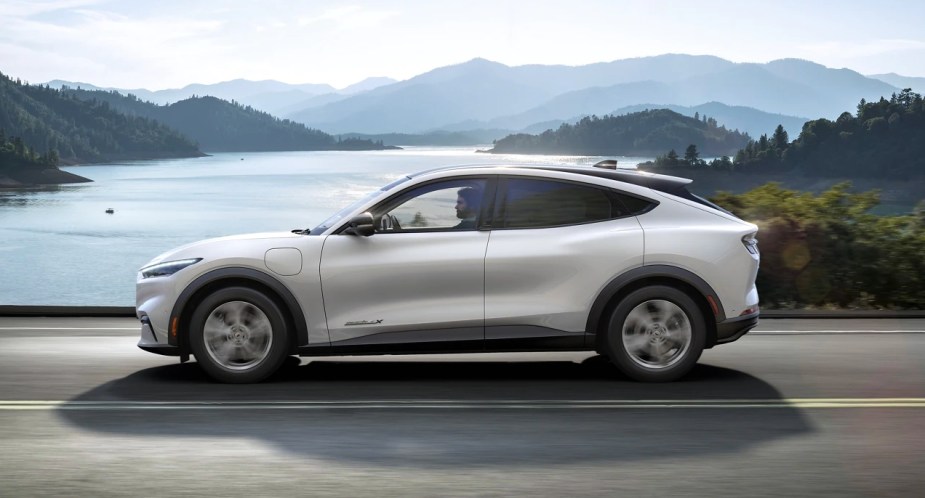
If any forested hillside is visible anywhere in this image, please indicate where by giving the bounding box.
[646,90,925,179]
[63,88,392,152]
[486,109,750,156]
[0,132,91,186]
[0,72,202,164]
[767,89,925,178]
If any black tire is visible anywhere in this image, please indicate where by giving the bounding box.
[604,285,705,382]
[188,286,290,383]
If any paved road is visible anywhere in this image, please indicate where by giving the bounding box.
[1,317,923,497]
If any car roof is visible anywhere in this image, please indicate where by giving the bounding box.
[412,163,693,194]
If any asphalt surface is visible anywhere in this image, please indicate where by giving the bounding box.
[1,317,924,497]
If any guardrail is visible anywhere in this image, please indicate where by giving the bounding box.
[1,306,923,319]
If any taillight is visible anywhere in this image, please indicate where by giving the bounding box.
[742,233,759,255]
[739,306,759,316]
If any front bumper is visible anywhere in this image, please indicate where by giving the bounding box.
[137,314,180,356]
[715,312,759,345]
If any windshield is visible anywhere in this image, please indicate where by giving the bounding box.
[308,175,412,234]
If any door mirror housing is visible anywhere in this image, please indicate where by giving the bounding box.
[343,212,375,236]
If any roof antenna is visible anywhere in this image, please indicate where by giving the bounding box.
[593,159,618,170]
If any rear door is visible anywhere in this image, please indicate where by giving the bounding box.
[484,175,645,346]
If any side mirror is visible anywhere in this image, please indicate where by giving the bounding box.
[343,212,375,236]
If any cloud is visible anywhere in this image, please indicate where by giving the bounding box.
[0,0,103,18]
[0,6,228,88]
[297,5,396,30]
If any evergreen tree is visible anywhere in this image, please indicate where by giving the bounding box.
[684,144,700,166]
[772,124,789,152]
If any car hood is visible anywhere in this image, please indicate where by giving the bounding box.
[141,231,303,269]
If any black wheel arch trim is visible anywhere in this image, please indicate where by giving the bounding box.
[168,267,308,353]
[585,265,725,346]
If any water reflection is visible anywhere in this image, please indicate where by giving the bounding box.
[0,184,72,207]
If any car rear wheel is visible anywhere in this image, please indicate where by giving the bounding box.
[605,285,705,382]
[189,286,290,383]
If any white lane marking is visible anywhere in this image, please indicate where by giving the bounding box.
[753,330,925,334]
[2,399,924,410]
[0,327,137,331]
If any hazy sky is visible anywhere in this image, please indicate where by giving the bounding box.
[3,0,924,90]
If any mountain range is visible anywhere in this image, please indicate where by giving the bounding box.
[44,54,917,141]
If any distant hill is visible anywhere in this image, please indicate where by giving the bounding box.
[48,78,335,106]
[286,55,899,134]
[62,87,393,152]
[0,71,202,164]
[482,102,808,140]
[46,77,397,116]
[341,77,398,95]
[339,129,507,146]
[477,60,892,133]
[289,58,564,134]
[486,109,750,156]
[610,103,809,139]
[867,73,925,94]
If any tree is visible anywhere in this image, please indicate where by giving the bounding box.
[709,155,733,171]
[684,144,700,166]
[772,124,789,152]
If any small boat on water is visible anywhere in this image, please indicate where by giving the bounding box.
[105,208,114,214]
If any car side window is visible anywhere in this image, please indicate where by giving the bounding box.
[498,178,630,229]
[374,179,487,232]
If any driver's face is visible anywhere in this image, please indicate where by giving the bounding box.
[455,195,468,217]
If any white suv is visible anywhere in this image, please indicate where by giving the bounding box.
[136,163,760,383]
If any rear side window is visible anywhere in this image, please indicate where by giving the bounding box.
[497,178,631,229]
[614,192,657,215]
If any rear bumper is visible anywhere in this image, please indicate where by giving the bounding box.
[715,312,759,345]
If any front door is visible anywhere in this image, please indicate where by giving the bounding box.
[319,177,491,348]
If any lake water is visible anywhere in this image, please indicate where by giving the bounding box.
[1,147,651,306]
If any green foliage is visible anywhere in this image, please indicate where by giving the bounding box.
[488,109,750,156]
[735,89,923,176]
[0,71,201,163]
[711,183,925,309]
[649,89,925,178]
[0,133,57,171]
[779,89,925,178]
[648,143,737,170]
[684,144,701,166]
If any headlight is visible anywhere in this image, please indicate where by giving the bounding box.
[139,258,202,279]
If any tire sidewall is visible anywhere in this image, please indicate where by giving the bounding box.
[605,285,705,382]
[189,286,289,383]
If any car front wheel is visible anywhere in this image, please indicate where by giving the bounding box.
[605,285,705,382]
[189,286,290,383]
